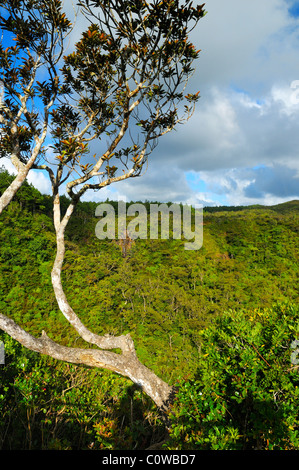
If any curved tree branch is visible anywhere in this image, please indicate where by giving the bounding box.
[0,314,172,409]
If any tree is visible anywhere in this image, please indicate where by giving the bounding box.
[0,0,206,409]
[0,0,72,213]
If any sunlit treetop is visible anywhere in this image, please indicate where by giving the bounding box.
[0,0,206,201]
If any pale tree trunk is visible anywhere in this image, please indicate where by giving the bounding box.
[0,313,172,409]
[51,195,173,408]
[0,132,52,218]
[0,159,34,215]
[0,118,52,215]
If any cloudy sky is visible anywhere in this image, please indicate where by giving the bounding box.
[4,0,299,206]
[117,0,299,207]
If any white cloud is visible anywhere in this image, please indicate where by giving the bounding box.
[26,171,51,194]
[193,0,299,93]
[75,78,299,206]
[1,158,17,175]
[1,159,51,194]
[3,1,299,207]
[270,82,299,115]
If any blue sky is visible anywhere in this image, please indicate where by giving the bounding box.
[3,0,299,206]
[288,1,299,17]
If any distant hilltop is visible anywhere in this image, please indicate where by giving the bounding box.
[203,200,299,214]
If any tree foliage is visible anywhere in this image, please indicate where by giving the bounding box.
[47,0,205,200]
[0,0,71,159]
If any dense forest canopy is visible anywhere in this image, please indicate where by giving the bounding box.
[0,168,298,449]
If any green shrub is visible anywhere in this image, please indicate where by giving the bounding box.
[0,333,165,449]
[166,303,299,450]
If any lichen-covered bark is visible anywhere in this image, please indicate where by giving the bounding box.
[0,314,172,409]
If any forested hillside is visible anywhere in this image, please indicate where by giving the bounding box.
[0,168,299,450]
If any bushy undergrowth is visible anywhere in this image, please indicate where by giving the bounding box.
[0,334,165,450]
[166,303,299,450]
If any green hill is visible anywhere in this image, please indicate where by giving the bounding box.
[0,168,299,450]
[1,167,298,371]
[203,199,299,214]
[269,199,299,213]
